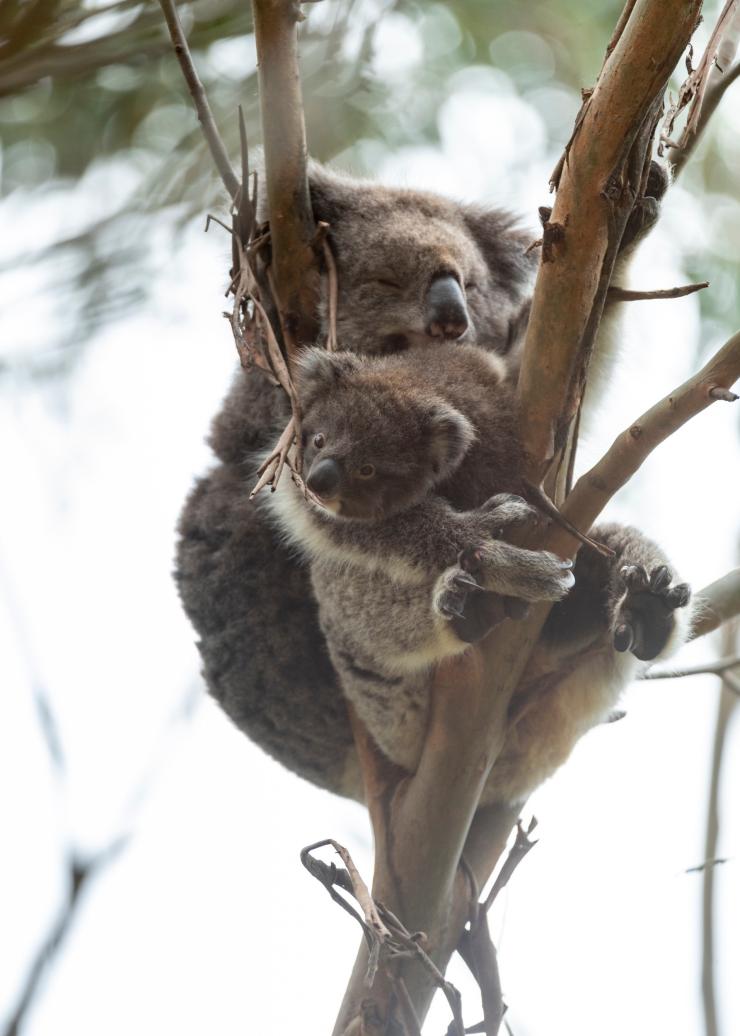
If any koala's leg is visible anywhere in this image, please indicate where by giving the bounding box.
[542,521,691,662]
[481,521,691,806]
[175,462,362,800]
[313,566,453,774]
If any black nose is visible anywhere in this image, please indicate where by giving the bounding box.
[425,274,469,340]
[306,458,342,498]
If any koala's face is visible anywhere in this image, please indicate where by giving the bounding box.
[309,166,536,357]
[297,350,475,521]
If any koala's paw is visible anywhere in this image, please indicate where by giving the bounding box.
[613,563,691,661]
[620,160,669,253]
[434,568,518,644]
[478,493,542,537]
[460,543,575,603]
[434,567,481,622]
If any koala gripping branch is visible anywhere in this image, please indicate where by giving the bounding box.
[333,2,711,1033]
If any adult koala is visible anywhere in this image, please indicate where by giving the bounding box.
[174,162,665,800]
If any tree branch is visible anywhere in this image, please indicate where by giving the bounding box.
[667,0,740,177]
[158,0,240,200]
[251,0,321,353]
[689,567,740,640]
[334,4,719,1030]
[517,0,703,485]
[607,281,708,302]
[701,622,739,1036]
[546,330,740,558]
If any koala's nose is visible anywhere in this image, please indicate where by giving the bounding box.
[425,274,469,340]
[306,458,342,499]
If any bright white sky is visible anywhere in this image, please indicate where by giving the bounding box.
[1,10,739,1036]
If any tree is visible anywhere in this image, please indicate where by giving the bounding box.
[1,2,737,1036]
[154,1,740,1032]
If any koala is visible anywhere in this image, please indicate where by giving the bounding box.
[261,344,690,804]
[175,161,671,802]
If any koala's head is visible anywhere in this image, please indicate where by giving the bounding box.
[308,163,536,356]
[296,349,476,520]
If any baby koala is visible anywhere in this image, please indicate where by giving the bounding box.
[264,345,575,775]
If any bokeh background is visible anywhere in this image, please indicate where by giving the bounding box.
[1,2,739,1033]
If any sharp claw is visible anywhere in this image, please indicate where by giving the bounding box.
[614,622,634,653]
[453,571,480,590]
[649,565,672,593]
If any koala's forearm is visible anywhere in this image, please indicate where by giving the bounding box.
[265,479,489,578]
[303,496,482,580]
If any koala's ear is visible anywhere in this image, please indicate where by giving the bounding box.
[461,205,535,298]
[426,401,476,481]
[308,161,358,224]
[296,348,363,403]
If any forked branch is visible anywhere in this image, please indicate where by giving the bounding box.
[517,0,703,485]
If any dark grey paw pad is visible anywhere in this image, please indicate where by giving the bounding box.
[614,562,691,661]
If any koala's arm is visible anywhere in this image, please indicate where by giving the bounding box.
[269,487,573,599]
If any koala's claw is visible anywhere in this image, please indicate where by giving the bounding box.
[614,562,691,661]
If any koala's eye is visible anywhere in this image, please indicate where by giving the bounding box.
[313,433,325,449]
[465,280,478,292]
[374,278,402,290]
[357,464,376,479]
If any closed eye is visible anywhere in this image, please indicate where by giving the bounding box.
[374,278,403,290]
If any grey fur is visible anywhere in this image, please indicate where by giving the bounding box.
[174,161,682,804]
[263,344,689,803]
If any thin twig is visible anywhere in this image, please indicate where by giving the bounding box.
[157,0,239,200]
[701,623,739,1036]
[607,281,709,302]
[301,841,465,1035]
[323,239,339,352]
[480,819,538,915]
[3,840,129,1036]
[666,0,740,175]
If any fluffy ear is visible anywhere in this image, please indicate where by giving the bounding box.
[461,204,536,299]
[256,158,357,225]
[426,401,476,481]
[296,348,363,404]
[307,161,359,224]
